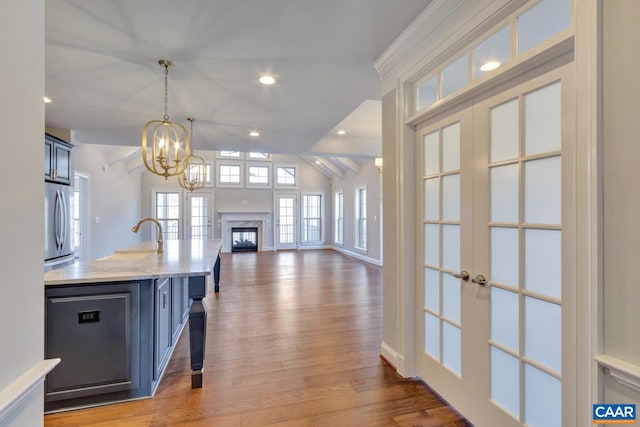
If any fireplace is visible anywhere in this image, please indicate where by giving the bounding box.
[231,227,258,252]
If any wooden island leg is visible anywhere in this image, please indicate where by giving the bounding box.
[188,275,207,389]
[213,254,221,293]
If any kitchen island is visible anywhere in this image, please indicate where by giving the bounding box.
[43,239,222,412]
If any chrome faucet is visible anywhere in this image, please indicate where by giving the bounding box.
[131,218,164,254]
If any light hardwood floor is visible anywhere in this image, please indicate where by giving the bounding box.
[45,250,470,426]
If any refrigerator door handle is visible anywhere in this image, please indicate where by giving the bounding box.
[59,190,67,249]
[54,190,60,250]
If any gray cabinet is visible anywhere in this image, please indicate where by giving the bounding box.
[45,276,192,411]
[45,133,72,185]
[154,277,172,381]
[171,276,186,342]
[45,282,150,411]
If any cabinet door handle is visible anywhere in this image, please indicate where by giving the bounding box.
[163,292,167,309]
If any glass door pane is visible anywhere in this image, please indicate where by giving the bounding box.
[486,80,563,425]
[421,122,463,378]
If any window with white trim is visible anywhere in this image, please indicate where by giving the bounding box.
[335,191,343,244]
[355,187,367,250]
[302,194,322,242]
[218,151,242,158]
[248,164,271,187]
[217,163,242,186]
[275,166,297,187]
[184,162,212,185]
[248,152,270,160]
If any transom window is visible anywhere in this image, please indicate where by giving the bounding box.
[413,0,570,113]
[276,166,297,187]
[218,151,241,158]
[248,152,270,160]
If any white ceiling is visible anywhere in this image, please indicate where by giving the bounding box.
[45,0,431,159]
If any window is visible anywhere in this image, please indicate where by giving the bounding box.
[416,75,438,111]
[276,166,297,187]
[356,187,367,250]
[248,152,270,160]
[156,191,180,240]
[218,151,241,158]
[517,0,570,55]
[248,164,271,186]
[441,54,469,98]
[335,192,343,244]
[473,25,511,80]
[302,194,322,242]
[185,162,212,185]
[217,163,242,186]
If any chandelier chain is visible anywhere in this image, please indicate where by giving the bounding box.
[163,63,169,121]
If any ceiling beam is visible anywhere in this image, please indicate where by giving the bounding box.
[329,156,360,175]
[106,146,140,167]
[299,155,343,179]
[126,156,144,174]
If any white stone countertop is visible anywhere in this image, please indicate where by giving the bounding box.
[44,239,223,286]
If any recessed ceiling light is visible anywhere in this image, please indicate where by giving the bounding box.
[259,75,275,85]
[43,96,52,103]
[480,61,501,72]
[315,160,321,165]
[249,131,260,137]
[337,130,346,135]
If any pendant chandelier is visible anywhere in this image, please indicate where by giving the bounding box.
[141,60,190,180]
[178,118,206,192]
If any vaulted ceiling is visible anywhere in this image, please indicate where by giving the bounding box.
[45,0,431,169]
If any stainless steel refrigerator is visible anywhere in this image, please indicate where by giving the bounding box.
[44,182,74,266]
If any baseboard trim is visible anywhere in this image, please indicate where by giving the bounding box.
[380,342,406,375]
[0,358,60,422]
[332,246,383,266]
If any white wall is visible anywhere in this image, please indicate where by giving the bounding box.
[72,144,143,259]
[0,0,46,425]
[381,89,399,358]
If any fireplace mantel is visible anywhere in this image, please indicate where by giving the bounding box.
[218,212,272,253]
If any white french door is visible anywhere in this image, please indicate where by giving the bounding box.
[185,191,212,239]
[416,63,574,427]
[275,193,297,250]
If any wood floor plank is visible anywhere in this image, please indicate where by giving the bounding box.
[44,250,470,427]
